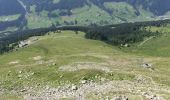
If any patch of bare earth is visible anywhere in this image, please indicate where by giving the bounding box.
[9,60,20,65]
[33,56,42,61]
[58,62,111,73]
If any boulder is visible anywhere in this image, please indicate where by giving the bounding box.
[142,63,152,68]
[141,63,154,70]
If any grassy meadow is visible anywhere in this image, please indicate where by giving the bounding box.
[0,30,170,99]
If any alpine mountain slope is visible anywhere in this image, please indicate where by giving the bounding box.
[0,0,170,32]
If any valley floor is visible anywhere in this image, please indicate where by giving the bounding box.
[0,31,170,100]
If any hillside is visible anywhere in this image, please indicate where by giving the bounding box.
[0,30,170,99]
[123,25,170,57]
[0,1,170,100]
[1,0,170,33]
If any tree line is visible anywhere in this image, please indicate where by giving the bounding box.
[0,19,170,54]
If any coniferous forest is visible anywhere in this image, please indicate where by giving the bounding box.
[1,19,170,54]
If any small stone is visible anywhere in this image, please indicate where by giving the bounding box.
[20,89,27,92]
[95,75,98,79]
[37,83,41,86]
[19,71,22,74]
[124,43,130,47]
[18,75,22,78]
[81,80,87,84]
[142,92,148,96]
[110,73,113,76]
[111,95,128,100]
[46,86,50,90]
[60,75,63,78]
[153,95,157,98]
[106,96,110,100]
[7,71,12,76]
[53,91,56,94]
[31,72,34,75]
[142,63,152,69]
[100,78,106,82]
[71,85,78,90]
[52,63,57,66]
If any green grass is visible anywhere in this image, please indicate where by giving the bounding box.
[0,30,170,99]
[60,5,114,25]
[0,31,133,90]
[122,25,170,57]
[118,25,170,86]
[104,2,137,21]
[0,14,20,22]
[23,2,157,28]
[0,94,23,100]
[26,14,52,29]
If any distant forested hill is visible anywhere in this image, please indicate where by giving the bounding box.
[0,0,25,16]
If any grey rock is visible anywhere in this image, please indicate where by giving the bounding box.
[111,95,128,100]
[81,80,87,84]
[71,85,78,90]
[142,63,152,69]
